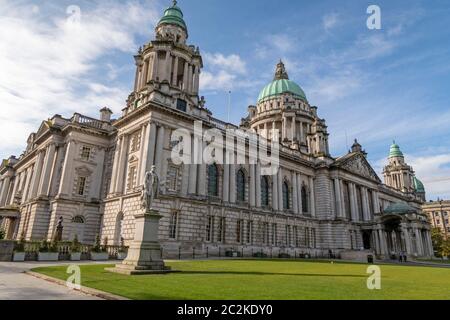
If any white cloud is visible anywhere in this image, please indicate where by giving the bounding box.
[408,154,450,200]
[0,0,160,159]
[322,13,340,32]
[200,53,256,92]
[203,53,247,74]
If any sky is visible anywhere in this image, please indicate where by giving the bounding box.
[0,0,449,200]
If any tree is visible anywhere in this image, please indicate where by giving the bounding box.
[431,228,444,257]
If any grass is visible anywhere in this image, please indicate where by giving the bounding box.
[32,259,450,300]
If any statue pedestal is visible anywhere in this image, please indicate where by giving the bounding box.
[106,210,172,275]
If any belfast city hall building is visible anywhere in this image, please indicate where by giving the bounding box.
[0,2,434,260]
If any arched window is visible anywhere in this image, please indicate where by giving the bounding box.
[261,176,269,207]
[301,186,309,214]
[283,181,290,210]
[70,216,85,243]
[208,164,219,197]
[237,169,246,202]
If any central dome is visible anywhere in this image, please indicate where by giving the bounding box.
[258,61,307,103]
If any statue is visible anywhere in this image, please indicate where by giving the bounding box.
[54,216,63,242]
[141,166,160,211]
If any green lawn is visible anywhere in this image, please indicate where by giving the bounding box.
[32,259,450,300]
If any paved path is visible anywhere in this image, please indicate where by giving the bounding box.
[0,261,110,300]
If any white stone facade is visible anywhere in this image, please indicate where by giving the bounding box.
[0,2,434,260]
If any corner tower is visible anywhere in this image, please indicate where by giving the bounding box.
[383,141,425,201]
[126,0,203,115]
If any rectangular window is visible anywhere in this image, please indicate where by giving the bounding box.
[166,165,179,192]
[262,222,269,245]
[293,226,299,247]
[127,166,137,191]
[217,217,225,243]
[169,212,178,240]
[246,221,252,245]
[305,227,310,248]
[236,220,243,243]
[271,223,277,246]
[76,176,87,196]
[176,99,187,112]
[285,225,291,246]
[81,146,91,161]
[206,216,214,242]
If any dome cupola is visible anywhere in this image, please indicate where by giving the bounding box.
[257,61,307,103]
[389,141,404,158]
[156,1,188,42]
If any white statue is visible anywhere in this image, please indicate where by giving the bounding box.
[142,165,160,211]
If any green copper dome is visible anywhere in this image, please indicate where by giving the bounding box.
[258,61,307,103]
[157,1,187,31]
[389,141,404,158]
[413,176,425,193]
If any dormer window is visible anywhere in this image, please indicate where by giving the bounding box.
[177,99,187,112]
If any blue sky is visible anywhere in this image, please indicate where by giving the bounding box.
[1,0,449,199]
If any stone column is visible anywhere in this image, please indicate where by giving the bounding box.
[29,150,45,199]
[349,183,357,221]
[38,144,57,197]
[142,59,149,86]
[414,228,424,256]
[115,135,129,194]
[58,140,77,197]
[197,141,207,197]
[151,52,158,81]
[9,175,20,206]
[372,191,379,214]
[255,162,261,208]
[297,174,303,215]
[334,178,342,218]
[172,56,179,86]
[0,177,11,207]
[361,187,369,221]
[401,224,412,256]
[291,116,296,141]
[223,162,230,202]
[272,170,279,211]
[21,167,33,202]
[249,164,256,207]
[229,162,236,203]
[278,169,283,211]
[292,171,299,214]
[109,137,122,194]
[183,61,189,91]
[193,65,200,94]
[188,64,193,93]
[137,124,148,186]
[188,135,198,195]
[309,176,316,217]
[426,230,434,257]
[144,122,158,174]
[154,125,166,179]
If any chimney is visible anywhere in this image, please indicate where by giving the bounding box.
[100,107,113,122]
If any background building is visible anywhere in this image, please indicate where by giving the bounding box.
[423,200,450,239]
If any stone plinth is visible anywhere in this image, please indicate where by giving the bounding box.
[106,210,172,275]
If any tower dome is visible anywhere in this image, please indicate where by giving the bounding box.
[257,61,307,103]
[413,176,425,193]
[157,0,187,32]
[389,141,404,158]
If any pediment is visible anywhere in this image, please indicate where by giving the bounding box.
[335,153,381,183]
[35,121,51,139]
[75,165,93,176]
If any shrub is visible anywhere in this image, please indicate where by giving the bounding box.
[14,237,26,252]
[0,229,5,240]
[92,234,106,253]
[39,240,50,253]
[119,237,126,253]
[71,235,81,253]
